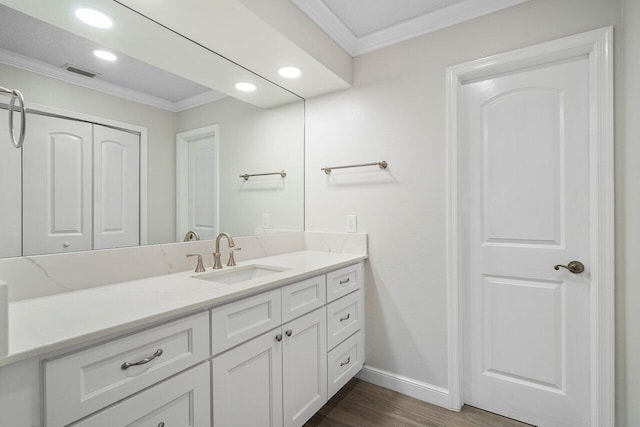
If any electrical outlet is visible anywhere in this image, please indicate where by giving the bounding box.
[346,215,357,233]
[262,213,270,228]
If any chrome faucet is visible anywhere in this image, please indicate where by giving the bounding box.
[183,230,201,241]
[213,232,235,269]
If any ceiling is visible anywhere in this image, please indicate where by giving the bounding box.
[292,0,529,56]
[0,4,226,112]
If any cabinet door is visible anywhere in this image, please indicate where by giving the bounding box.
[93,124,140,250]
[23,114,92,255]
[212,328,283,427]
[282,307,327,427]
[72,362,210,427]
[0,108,21,258]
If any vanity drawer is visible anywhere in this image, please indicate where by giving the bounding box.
[327,330,364,399]
[281,275,326,323]
[44,311,209,427]
[326,263,363,302]
[72,362,211,427]
[327,290,363,350]
[211,288,282,355]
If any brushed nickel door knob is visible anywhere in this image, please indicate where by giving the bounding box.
[554,261,585,274]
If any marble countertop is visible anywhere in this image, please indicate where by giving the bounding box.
[1,250,366,368]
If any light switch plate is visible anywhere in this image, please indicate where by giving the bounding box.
[346,215,357,233]
[262,213,270,228]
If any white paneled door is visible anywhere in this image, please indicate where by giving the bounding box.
[0,108,21,258]
[23,114,93,256]
[462,57,591,426]
[93,125,140,250]
[176,125,218,241]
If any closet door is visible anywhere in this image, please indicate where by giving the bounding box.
[0,108,21,258]
[23,114,92,255]
[93,125,140,250]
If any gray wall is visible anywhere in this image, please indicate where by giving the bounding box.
[304,0,637,423]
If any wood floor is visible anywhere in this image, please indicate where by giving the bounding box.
[305,379,533,427]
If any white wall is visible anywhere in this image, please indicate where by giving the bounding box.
[177,97,305,236]
[0,63,178,244]
[619,0,639,425]
[304,0,637,422]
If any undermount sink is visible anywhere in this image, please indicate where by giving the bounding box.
[193,264,290,285]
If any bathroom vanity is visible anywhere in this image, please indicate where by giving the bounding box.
[0,249,366,427]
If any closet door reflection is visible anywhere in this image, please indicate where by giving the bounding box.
[93,125,140,250]
[23,115,92,256]
[0,109,21,258]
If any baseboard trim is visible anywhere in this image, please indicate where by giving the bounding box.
[356,365,450,409]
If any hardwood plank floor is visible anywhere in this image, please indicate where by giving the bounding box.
[305,379,533,427]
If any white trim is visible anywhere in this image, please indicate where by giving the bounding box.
[0,48,224,112]
[173,91,227,112]
[445,27,615,425]
[356,365,449,408]
[176,125,220,241]
[292,0,529,56]
[21,100,150,246]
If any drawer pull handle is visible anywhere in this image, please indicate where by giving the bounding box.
[158,423,165,427]
[285,329,293,337]
[340,356,351,367]
[121,349,163,370]
[339,278,350,285]
[275,334,283,342]
[339,313,351,322]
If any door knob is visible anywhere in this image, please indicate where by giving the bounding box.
[554,261,585,274]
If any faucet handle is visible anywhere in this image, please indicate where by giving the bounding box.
[227,247,242,267]
[187,254,205,273]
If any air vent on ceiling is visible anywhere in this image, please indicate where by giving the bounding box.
[62,64,100,78]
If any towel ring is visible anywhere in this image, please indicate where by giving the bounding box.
[1,86,26,149]
[8,90,26,148]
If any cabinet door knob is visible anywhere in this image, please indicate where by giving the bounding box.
[285,329,292,337]
[158,423,165,427]
[275,334,283,342]
[62,241,70,248]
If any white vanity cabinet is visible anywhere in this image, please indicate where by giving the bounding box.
[43,312,210,427]
[212,307,327,427]
[72,362,211,427]
[282,307,327,427]
[212,262,364,427]
[0,259,365,427]
[212,327,284,427]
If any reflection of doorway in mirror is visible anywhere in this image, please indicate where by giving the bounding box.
[176,125,219,242]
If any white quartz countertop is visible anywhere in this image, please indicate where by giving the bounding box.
[1,251,366,367]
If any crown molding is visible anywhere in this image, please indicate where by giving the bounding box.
[0,48,225,112]
[293,0,529,56]
[173,90,227,112]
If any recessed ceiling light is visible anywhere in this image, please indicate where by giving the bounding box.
[93,49,117,61]
[277,66,302,79]
[235,82,257,92]
[75,8,113,29]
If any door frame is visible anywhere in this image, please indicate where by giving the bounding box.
[445,27,614,425]
[176,124,220,241]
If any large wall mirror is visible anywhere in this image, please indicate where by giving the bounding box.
[0,0,304,258]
